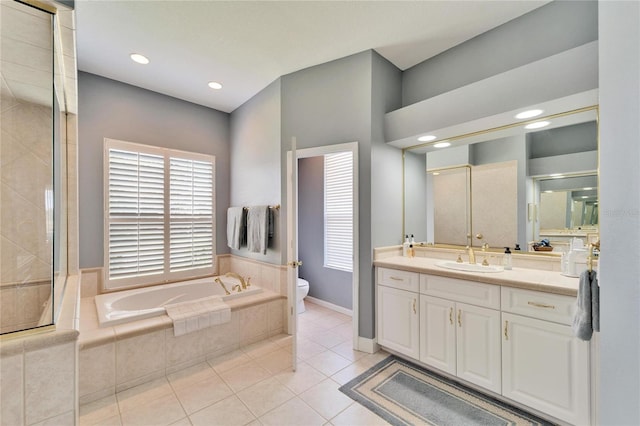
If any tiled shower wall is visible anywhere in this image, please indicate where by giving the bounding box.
[0,98,54,332]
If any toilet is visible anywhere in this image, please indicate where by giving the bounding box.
[297,278,310,313]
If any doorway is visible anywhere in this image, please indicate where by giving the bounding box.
[287,142,359,358]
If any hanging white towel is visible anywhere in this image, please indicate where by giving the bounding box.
[227,207,245,250]
[165,296,231,337]
[247,205,269,254]
[572,270,599,341]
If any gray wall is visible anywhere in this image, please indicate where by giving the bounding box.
[402,1,598,106]
[598,1,640,424]
[280,50,403,339]
[529,121,598,158]
[229,79,282,264]
[298,156,352,309]
[77,72,231,268]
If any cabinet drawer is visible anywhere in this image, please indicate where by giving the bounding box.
[377,267,419,292]
[420,275,500,309]
[501,287,575,325]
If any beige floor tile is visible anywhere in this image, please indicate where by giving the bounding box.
[168,417,192,426]
[295,338,327,360]
[258,397,326,426]
[255,348,293,374]
[330,363,370,386]
[218,361,273,392]
[306,350,352,376]
[297,320,327,337]
[120,392,186,426]
[330,322,353,340]
[313,329,348,349]
[269,333,292,348]
[317,314,349,329]
[357,351,390,369]
[329,402,390,426]
[242,338,282,359]
[330,341,368,362]
[173,374,234,415]
[274,361,327,395]
[117,377,173,413]
[207,349,252,373]
[167,362,218,391]
[79,395,119,426]
[189,395,256,426]
[236,377,295,417]
[299,378,354,420]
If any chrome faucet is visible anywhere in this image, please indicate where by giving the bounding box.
[214,277,231,295]
[225,272,247,289]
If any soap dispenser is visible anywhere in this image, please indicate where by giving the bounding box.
[402,235,410,257]
[502,247,512,270]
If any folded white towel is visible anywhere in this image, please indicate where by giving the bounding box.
[227,207,245,250]
[165,296,231,337]
[247,205,269,254]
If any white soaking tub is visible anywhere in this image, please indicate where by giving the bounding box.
[95,275,261,327]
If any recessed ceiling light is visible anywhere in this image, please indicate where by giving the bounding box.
[130,53,149,65]
[583,187,593,190]
[432,172,440,176]
[581,196,589,199]
[208,81,223,90]
[515,109,543,119]
[418,135,436,142]
[433,142,451,148]
[544,190,553,193]
[525,121,550,130]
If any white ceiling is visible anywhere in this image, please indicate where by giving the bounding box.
[75,1,549,113]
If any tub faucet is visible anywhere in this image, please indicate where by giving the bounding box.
[214,277,231,295]
[225,272,247,289]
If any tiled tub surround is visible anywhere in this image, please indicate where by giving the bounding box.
[79,289,286,405]
[0,275,81,426]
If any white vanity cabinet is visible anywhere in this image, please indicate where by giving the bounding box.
[419,275,502,394]
[501,287,590,425]
[376,268,420,359]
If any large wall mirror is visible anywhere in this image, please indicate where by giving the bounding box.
[403,94,598,254]
[1,0,70,334]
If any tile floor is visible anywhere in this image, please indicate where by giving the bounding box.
[79,301,391,426]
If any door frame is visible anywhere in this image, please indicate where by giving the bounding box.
[287,141,360,350]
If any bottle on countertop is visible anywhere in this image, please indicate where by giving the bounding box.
[408,244,415,258]
[514,243,521,251]
[410,234,415,245]
[402,235,410,257]
[502,247,512,270]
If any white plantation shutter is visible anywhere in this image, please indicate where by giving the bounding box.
[324,151,353,272]
[170,157,214,271]
[105,139,215,289]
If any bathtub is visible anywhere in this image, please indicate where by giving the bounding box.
[95,276,262,327]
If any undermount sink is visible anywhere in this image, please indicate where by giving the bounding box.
[436,261,504,273]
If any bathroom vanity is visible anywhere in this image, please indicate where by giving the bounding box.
[374,251,594,425]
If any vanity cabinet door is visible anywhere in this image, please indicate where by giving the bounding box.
[377,285,420,359]
[456,303,502,394]
[502,312,590,425]
[419,295,456,375]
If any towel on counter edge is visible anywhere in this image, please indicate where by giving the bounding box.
[247,205,269,254]
[572,269,600,341]
[165,296,231,337]
[226,207,245,250]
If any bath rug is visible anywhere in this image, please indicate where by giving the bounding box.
[339,355,555,426]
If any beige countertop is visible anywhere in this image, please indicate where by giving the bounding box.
[374,256,580,297]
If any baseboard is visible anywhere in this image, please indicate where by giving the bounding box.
[357,337,380,354]
[305,296,352,316]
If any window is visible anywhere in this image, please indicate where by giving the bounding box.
[324,151,353,272]
[105,139,215,288]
